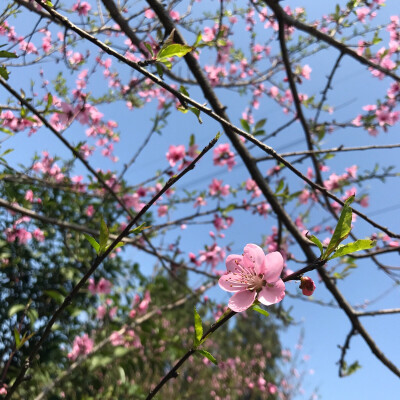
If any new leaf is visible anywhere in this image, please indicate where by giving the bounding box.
[323,195,354,259]
[198,349,218,365]
[328,239,376,260]
[193,307,203,347]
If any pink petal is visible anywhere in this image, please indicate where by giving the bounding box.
[263,251,284,282]
[258,279,285,306]
[228,290,256,312]
[226,254,242,273]
[219,273,247,293]
[243,243,265,273]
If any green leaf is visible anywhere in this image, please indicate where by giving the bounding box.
[307,233,324,257]
[189,107,202,124]
[0,51,18,59]
[156,63,164,79]
[189,133,195,147]
[45,0,53,6]
[0,66,10,80]
[197,349,218,365]
[193,307,203,347]
[177,105,188,114]
[193,32,202,47]
[17,331,35,350]
[159,59,172,70]
[8,304,25,318]
[275,179,284,194]
[0,148,14,158]
[156,44,192,60]
[342,360,361,376]
[84,234,100,253]
[45,93,53,111]
[254,118,267,131]
[240,118,251,133]
[14,328,21,348]
[328,239,376,260]
[144,43,154,58]
[99,217,109,254]
[114,241,125,250]
[323,195,355,259]
[118,366,126,384]
[129,222,150,235]
[251,304,269,318]
[179,85,189,97]
[44,290,65,304]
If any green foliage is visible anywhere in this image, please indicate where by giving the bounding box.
[309,196,376,261]
[328,239,376,260]
[251,304,270,318]
[193,307,203,347]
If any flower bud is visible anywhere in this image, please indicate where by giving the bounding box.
[299,276,316,296]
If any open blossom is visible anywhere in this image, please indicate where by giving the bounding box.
[299,276,316,296]
[68,334,93,360]
[72,0,92,16]
[219,244,285,312]
[209,178,230,196]
[213,143,236,171]
[166,145,185,167]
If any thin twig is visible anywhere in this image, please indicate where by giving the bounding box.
[256,143,400,161]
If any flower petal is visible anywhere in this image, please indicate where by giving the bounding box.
[228,290,257,312]
[219,273,247,292]
[226,254,243,273]
[263,251,284,282]
[243,243,265,274]
[258,279,285,306]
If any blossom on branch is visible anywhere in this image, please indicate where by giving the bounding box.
[219,244,285,312]
[299,277,316,296]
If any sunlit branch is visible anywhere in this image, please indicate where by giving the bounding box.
[355,308,400,317]
[256,143,400,161]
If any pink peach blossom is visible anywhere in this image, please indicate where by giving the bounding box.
[219,244,285,312]
[166,145,185,167]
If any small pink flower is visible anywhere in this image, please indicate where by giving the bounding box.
[96,305,107,319]
[157,205,168,217]
[97,278,112,294]
[166,145,185,167]
[72,0,91,16]
[213,143,236,171]
[193,196,206,208]
[144,9,155,19]
[301,64,312,80]
[219,244,285,312]
[68,334,93,360]
[299,276,316,296]
[33,228,45,242]
[25,190,34,202]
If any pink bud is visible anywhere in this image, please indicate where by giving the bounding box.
[299,276,316,296]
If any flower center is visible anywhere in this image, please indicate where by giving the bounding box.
[247,274,265,292]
